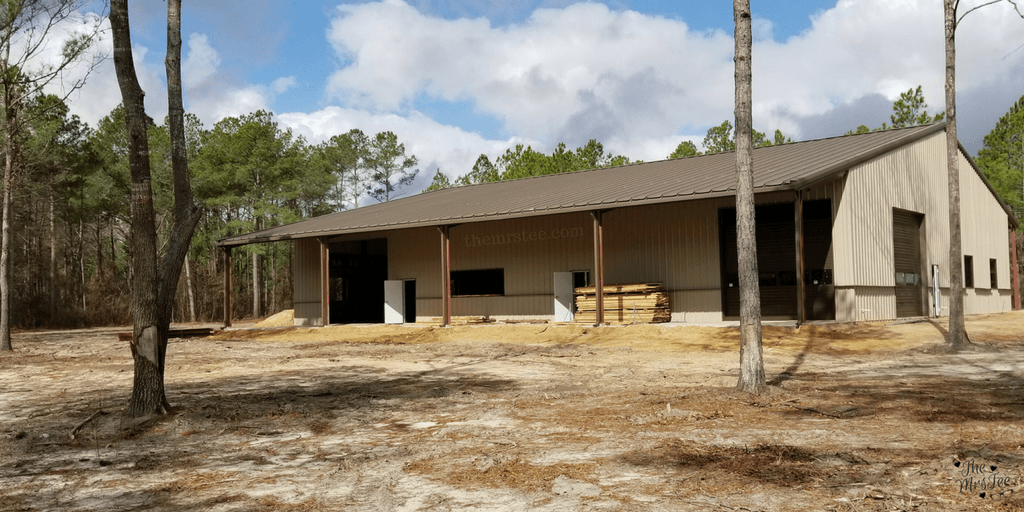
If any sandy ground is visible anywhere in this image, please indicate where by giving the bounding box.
[2,312,1024,511]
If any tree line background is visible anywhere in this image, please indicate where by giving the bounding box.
[8,87,1023,329]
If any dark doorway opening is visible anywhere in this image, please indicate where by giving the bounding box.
[404,279,416,323]
[803,199,835,321]
[720,203,798,319]
[329,238,388,324]
[893,209,925,317]
[571,270,590,313]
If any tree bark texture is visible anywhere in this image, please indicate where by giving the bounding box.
[0,80,17,351]
[159,0,202,335]
[0,130,12,351]
[944,0,970,350]
[50,191,57,322]
[252,249,260,318]
[111,0,167,416]
[185,257,196,322]
[733,0,765,393]
[112,0,201,415]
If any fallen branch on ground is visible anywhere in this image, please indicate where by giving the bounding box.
[70,410,106,441]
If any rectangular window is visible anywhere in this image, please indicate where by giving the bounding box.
[451,268,504,297]
[990,259,998,289]
[572,270,590,290]
[964,255,974,288]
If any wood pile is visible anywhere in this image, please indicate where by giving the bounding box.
[574,283,671,324]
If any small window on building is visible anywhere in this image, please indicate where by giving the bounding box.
[990,259,998,289]
[572,270,590,290]
[451,268,504,297]
[964,255,974,288]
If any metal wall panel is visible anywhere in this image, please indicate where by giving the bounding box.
[835,286,897,321]
[292,238,322,325]
[958,148,1013,313]
[832,131,1010,319]
[381,213,593,319]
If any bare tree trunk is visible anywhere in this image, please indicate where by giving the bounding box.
[79,218,86,311]
[184,257,195,322]
[49,191,57,322]
[944,0,969,350]
[251,249,260,318]
[112,0,202,415]
[111,0,166,415]
[271,243,278,315]
[1,102,15,351]
[734,0,765,393]
[158,0,202,336]
[96,223,103,279]
[251,217,262,317]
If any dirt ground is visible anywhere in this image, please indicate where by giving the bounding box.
[2,312,1023,511]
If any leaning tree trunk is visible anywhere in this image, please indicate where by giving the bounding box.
[111,0,166,415]
[158,0,202,342]
[944,0,969,350]
[734,0,765,393]
[111,0,201,415]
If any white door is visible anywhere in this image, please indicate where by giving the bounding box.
[554,272,574,322]
[384,280,404,324]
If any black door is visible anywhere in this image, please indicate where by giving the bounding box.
[329,238,388,323]
[404,280,416,323]
[720,203,798,319]
[803,200,835,320]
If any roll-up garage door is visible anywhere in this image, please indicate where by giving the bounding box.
[892,209,924,317]
[720,203,797,319]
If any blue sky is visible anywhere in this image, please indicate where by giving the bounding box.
[60,0,1024,194]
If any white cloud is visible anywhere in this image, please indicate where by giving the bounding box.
[273,76,297,94]
[64,24,289,128]
[324,0,1024,154]
[752,17,774,42]
[326,1,734,149]
[278,106,533,192]
[56,16,169,128]
[182,33,221,88]
[43,0,1024,180]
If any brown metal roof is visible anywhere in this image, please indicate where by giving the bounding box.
[217,123,1012,247]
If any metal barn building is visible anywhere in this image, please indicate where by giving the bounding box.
[217,124,1020,326]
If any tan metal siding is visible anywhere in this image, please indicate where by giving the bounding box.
[833,131,1011,319]
[383,214,593,319]
[604,199,728,323]
[958,151,1013,313]
[292,238,322,326]
[834,134,950,289]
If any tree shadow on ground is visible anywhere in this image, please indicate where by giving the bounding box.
[776,360,1024,424]
[1,359,520,511]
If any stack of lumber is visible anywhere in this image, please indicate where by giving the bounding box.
[574,283,670,324]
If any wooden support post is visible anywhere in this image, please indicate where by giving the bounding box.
[320,237,329,327]
[223,246,232,328]
[439,226,451,326]
[1012,228,1019,310]
[591,211,605,326]
[795,191,806,324]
